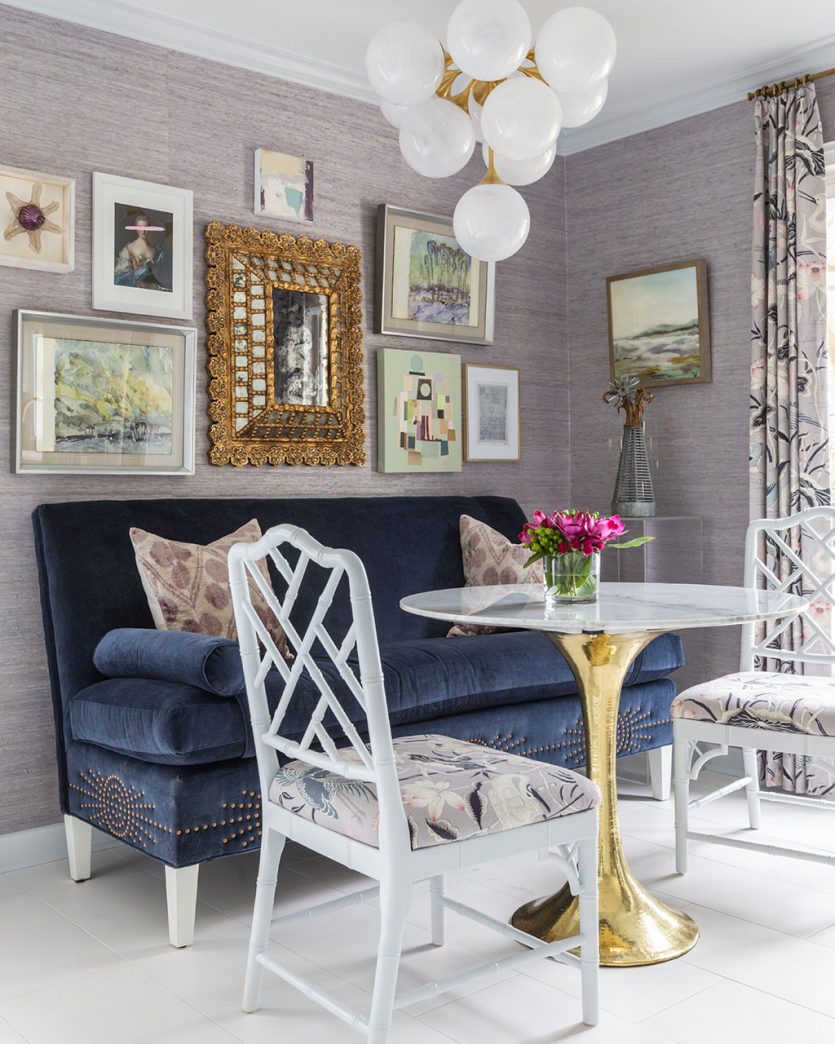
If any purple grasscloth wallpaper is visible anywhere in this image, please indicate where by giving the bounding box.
[0,3,568,833]
[567,81,835,685]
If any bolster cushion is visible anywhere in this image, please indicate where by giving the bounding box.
[93,628,244,697]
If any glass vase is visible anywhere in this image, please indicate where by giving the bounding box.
[543,551,600,606]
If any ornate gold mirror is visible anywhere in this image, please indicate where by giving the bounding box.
[205,223,365,466]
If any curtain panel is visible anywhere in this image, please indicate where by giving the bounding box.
[750,82,832,795]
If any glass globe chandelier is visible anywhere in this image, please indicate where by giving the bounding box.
[366,1,616,263]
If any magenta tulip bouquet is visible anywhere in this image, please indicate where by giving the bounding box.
[519,509,652,604]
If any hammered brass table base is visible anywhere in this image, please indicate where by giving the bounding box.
[511,630,699,967]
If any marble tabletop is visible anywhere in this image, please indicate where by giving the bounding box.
[400,582,808,635]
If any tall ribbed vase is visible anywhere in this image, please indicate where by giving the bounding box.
[612,423,655,517]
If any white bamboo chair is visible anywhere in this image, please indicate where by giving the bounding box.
[228,524,600,1043]
[674,507,835,873]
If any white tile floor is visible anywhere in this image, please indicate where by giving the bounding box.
[3,771,835,1043]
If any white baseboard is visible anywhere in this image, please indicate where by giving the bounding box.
[0,820,121,874]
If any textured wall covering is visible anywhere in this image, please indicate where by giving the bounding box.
[0,4,568,835]
[566,81,835,685]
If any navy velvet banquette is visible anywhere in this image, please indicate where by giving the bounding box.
[33,495,683,870]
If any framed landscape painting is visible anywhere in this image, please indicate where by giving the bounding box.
[377,347,461,473]
[16,310,196,474]
[464,363,520,462]
[92,172,193,320]
[607,259,711,388]
[376,204,495,345]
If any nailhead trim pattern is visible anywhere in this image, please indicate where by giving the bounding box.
[174,789,263,849]
[70,770,171,848]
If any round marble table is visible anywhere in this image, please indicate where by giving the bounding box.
[400,582,808,967]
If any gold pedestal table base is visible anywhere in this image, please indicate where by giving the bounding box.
[511,631,699,967]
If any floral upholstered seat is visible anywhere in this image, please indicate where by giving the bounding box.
[268,734,601,850]
[672,671,835,737]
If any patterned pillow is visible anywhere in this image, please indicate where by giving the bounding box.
[448,514,544,637]
[130,519,290,659]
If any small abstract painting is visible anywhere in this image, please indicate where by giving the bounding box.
[0,164,74,273]
[255,149,314,222]
[607,259,711,388]
[464,364,520,462]
[377,205,495,345]
[377,347,461,473]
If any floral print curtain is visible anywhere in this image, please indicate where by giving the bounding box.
[750,82,832,795]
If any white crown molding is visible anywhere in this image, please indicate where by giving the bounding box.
[559,33,835,155]
[4,0,379,104]
[4,0,835,155]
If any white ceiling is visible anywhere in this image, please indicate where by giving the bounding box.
[9,0,835,152]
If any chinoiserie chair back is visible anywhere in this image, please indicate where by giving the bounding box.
[740,507,835,672]
[673,506,835,876]
[227,523,410,856]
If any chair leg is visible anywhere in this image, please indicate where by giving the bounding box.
[648,745,672,801]
[673,724,690,874]
[64,815,92,882]
[368,879,411,1044]
[429,876,445,946]
[165,864,200,948]
[742,747,762,830]
[578,829,599,1027]
[243,827,285,1014]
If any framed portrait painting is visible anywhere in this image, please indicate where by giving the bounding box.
[92,172,193,320]
[607,259,711,388]
[0,163,74,273]
[377,347,461,473]
[464,364,520,462]
[376,204,495,345]
[16,310,196,475]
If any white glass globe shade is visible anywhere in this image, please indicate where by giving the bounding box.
[380,99,418,130]
[399,98,476,178]
[558,79,608,128]
[447,0,532,82]
[366,21,444,106]
[481,77,562,161]
[482,142,557,185]
[535,7,617,93]
[453,183,530,262]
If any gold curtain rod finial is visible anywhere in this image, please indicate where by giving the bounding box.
[748,67,831,101]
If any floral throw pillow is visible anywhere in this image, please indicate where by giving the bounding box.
[130,519,291,659]
[448,514,544,637]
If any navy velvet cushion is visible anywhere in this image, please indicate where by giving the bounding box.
[94,629,245,697]
[69,630,683,767]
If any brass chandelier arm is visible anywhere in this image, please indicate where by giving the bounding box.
[435,48,546,109]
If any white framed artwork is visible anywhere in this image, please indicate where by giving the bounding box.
[464,363,520,462]
[92,172,193,319]
[0,163,75,273]
[254,149,314,222]
[16,310,196,475]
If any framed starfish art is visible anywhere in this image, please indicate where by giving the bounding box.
[0,164,75,273]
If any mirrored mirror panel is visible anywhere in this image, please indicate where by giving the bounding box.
[272,288,329,407]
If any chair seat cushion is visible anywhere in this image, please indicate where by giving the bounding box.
[672,671,835,737]
[268,734,601,850]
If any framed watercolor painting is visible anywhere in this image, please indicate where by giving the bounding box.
[254,149,314,222]
[376,204,495,345]
[0,164,74,273]
[16,310,196,475]
[607,259,711,388]
[92,172,193,320]
[464,363,520,462]
[377,347,461,473]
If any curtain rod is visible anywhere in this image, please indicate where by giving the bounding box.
[748,65,835,100]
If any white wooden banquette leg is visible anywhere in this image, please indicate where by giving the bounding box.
[673,722,690,874]
[165,863,200,948]
[64,814,92,882]
[648,745,672,801]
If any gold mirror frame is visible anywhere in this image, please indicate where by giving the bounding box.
[205,222,366,466]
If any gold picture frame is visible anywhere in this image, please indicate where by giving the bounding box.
[205,222,366,466]
[606,258,711,388]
